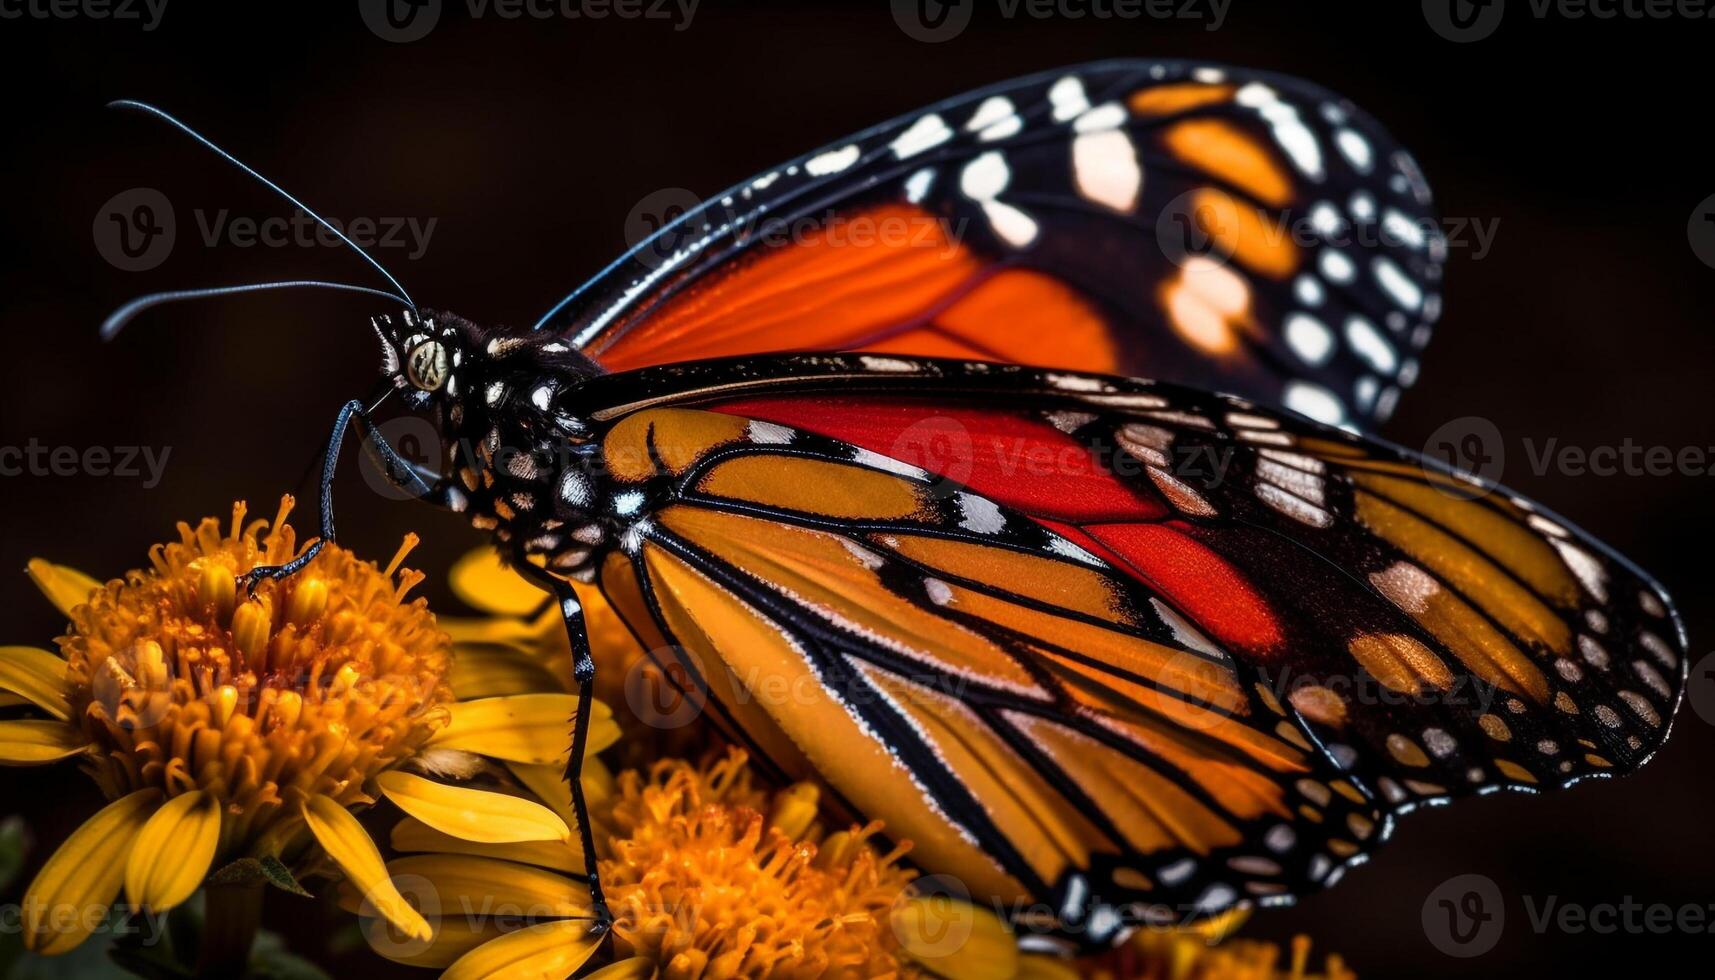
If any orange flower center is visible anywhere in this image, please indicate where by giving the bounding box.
[56,498,453,852]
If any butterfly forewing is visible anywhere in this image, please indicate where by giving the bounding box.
[544,60,1444,428]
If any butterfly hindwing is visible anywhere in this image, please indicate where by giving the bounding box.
[563,354,1685,940]
[593,405,1385,942]
[542,60,1444,428]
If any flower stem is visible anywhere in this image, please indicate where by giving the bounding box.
[197,881,263,978]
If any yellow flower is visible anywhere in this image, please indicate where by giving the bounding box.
[0,498,618,957]
[1075,914,1356,980]
[364,748,946,978]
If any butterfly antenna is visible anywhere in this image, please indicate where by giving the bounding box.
[106,99,416,308]
[100,280,411,341]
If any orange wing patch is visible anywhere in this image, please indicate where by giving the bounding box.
[1162,120,1294,208]
[851,660,1112,887]
[920,269,1119,373]
[659,506,1047,697]
[588,204,1124,377]
[604,408,749,481]
[1128,83,1236,116]
[639,536,1029,902]
[592,203,980,372]
[695,454,933,522]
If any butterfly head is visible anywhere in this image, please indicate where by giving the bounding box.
[372,308,475,411]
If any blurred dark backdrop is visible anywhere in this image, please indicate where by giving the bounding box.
[1,1,1711,977]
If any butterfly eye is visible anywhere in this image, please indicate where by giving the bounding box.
[405,341,450,392]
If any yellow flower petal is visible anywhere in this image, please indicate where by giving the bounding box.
[377,771,569,844]
[25,559,102,618]
[449,646,564,700]
[0,692,24,708]
[22,788,162,955]
[0,719,91,764]
[441,918,602,980]
[302,793,433,942]
[0,645,72,719]
[438,615,552,648]
[505,759,612,829]
[427,694,619,765]
[124,790,221,912]
[355,854,590,920]
[391,816,583,873]
[449,548,549,617]
[893,893,1019,980]
[584,958,655,980]
[360,912,512,969]
[768,781,820,839]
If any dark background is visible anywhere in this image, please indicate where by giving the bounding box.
[1,1,1711,977]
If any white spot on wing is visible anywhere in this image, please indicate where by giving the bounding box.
[1072,102,1126,134]
[806,144,861,176]
[1345,316,1398,374]
[1235,82,1323,180]
[1320,251,1356,283]
[966,96,1022,140]
[924,577,955,606]
[1150,598,1230,663]
[851,447,930,481]
[1073,128,1142,213]
[1374,257,1424,310]
[982,202,1039,247]
[960,151,1010,200]
[903,167,935,204]
[1336,128,1373,172]
[891,114,953,160]
[1256,482,1333,527]
[1285,313,1334,365]
[1049,75,1090,122]
[746,420,794,445]
[956,493,1007,534]
[1283,382,1346,425]
[857,356,919,373]
[1552,539,1609,603]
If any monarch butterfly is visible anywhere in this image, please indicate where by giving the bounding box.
[106,60,1686,949]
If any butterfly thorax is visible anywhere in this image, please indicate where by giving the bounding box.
[396,311,613,579]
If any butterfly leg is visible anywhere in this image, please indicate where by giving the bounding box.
[243,399,454,591]
[511,559,614,937]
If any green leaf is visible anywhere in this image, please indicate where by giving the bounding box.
[205,858,311,898]
[256,858,312,899]
[245,932,332,980]
[0,816,28,893]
